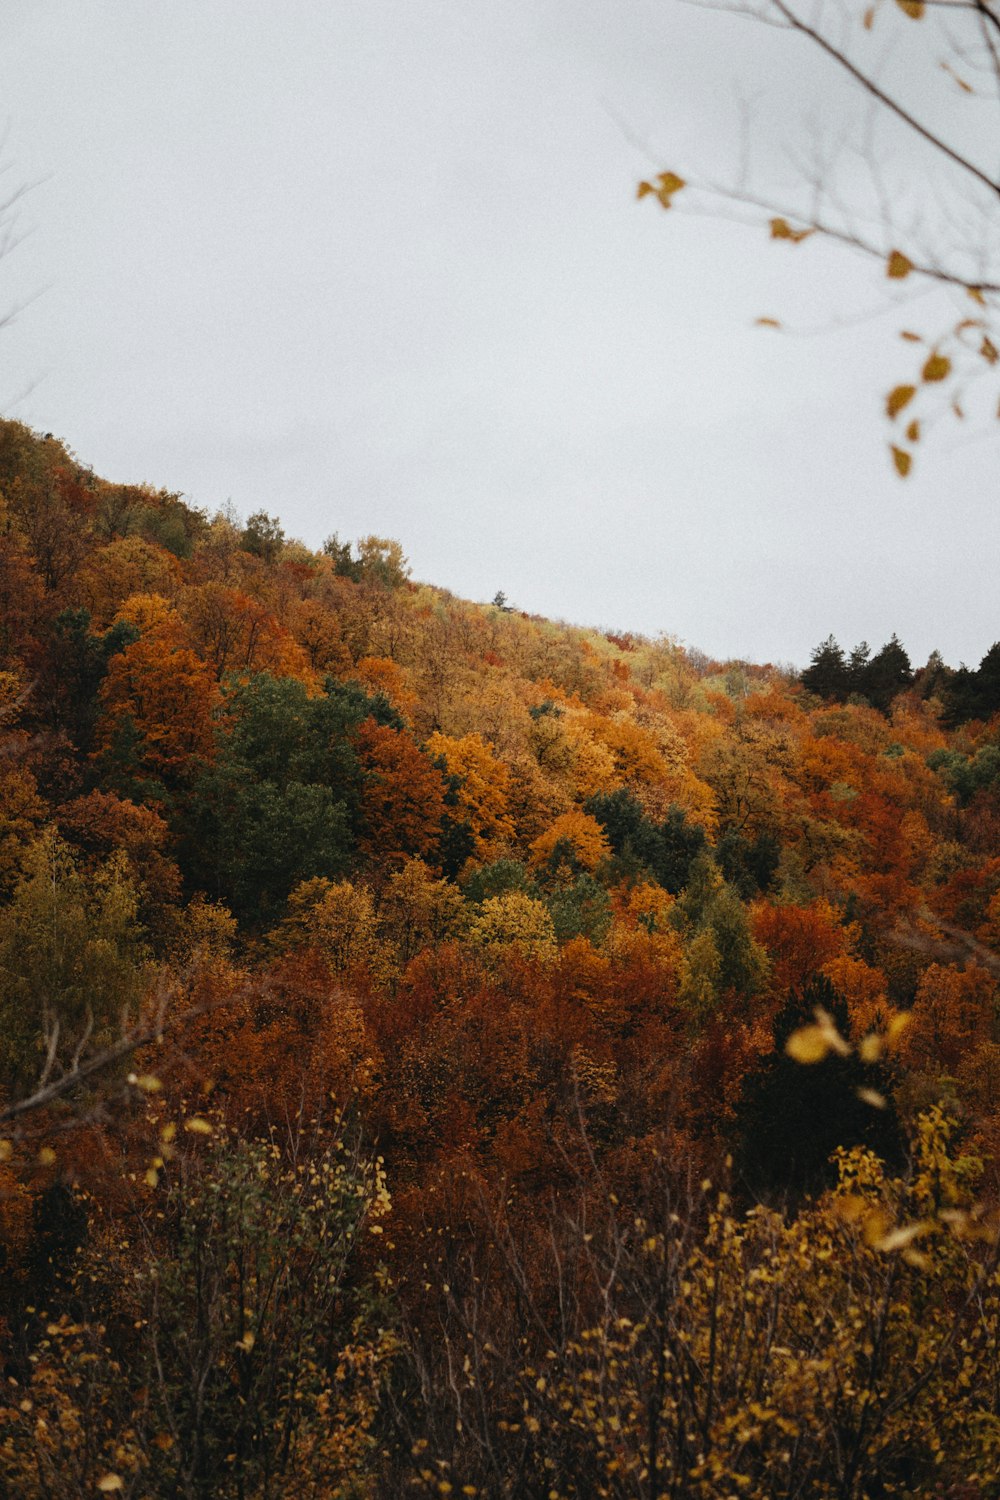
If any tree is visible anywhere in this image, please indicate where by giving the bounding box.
[733,977,902,1201]
[801,635,851,701]
[95,631,220,791]
[861,632,914,713]
[355,720,448,866]
[640,0,1000,472]
[0,835,149,1101]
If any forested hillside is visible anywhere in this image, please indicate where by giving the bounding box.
[3,419,1000,1495]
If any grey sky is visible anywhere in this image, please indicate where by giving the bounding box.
[1,0,997,670]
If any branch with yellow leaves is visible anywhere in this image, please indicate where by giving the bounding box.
[639,0,1000,472]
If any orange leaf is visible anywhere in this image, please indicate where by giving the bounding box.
[887,250,914,279]
[886,384,916,419]
[921,353,951,382]
[770,217,814,244]
[891,446,912,477]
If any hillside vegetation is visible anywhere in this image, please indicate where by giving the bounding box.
[2,419,1000,1495]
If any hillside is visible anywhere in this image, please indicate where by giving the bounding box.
[3,418,1000,1495]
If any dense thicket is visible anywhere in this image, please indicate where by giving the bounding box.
[2,419,1000,1495]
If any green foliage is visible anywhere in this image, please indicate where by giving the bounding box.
[586,788,707,893]
[240,508,285,563]
[322,533,410,588]
[546,874,612,946]
[41,608,139,751]
[715,824,781,897]
[461,857,538,905]
[183,674,400,924]
[802,633,914,714]
[943,641,1000,725]
[929,742,1000,804]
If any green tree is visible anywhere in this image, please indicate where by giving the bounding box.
[183,674,401,925]
[801,634,850,702]
[240,508,285,563]
[861,633,913,714]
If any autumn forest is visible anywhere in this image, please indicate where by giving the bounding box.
[4,418,1000,1495]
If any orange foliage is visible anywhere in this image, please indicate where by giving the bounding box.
[752,900,847,996]
[95,634,219,780]
[357,721,448,865]
[180,581,315,683]
[529,809,611,871]
[426,731,516,853]
[900,961,997,1075]
[352,655,419,719]
[78,538,181,627]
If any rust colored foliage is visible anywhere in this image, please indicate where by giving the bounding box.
[357,720,448,865]
[95,634,220,783]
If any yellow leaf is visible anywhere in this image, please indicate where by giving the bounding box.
[858,1033,883,1063]
[856,1086,887,1109]
[969,286,987,307]
[97,1478,125,1494]
[952,400,965,419]
[861,1208,893,1247]
[184,1116,214,1136]
[785,1025,831,1064]
[641,171,686,210]
[886,1011,912,1045]
[145,1168,160,1188]
[905,418,920,443]
[770,217,814,244]
[0,1139,11,1162]
[980,336,998,365]
[921,352,951,382]
[127,1073,162,1093]
[814,1006,851,1057]
[893,0,925,17]
[755,316,782,328]
[656,171,685,195]
[891,446,912,477]
[874,1220,928,1253]
[887,250,914,279]
[885,384,916,419]
[899,330,922,342]
[37,1147,57,1166]
[863,5,876,27]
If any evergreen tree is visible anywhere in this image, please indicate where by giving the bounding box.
[800,635,850,701]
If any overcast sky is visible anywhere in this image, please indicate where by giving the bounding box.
[1,0,997,670]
